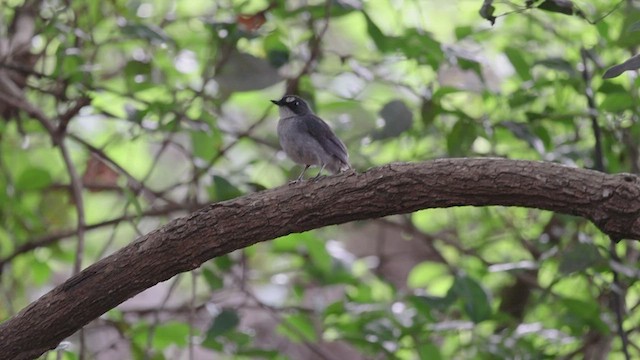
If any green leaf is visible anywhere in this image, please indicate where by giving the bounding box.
[305,237,332,274]
[267,50,289,69]
[209,175,243,201]
[202,267,224,290]
[420,98,440,127]
[236,349,280,358]
[597,82,627,94]
[629,21,640,33]
[61,53,85,82]
[124,60,152,91]
[454,26,474,40]
[479,1,496,25]
[214,255,233,271]
[458,57,484,82]
[274,2,355,19]
[500,121,545,153]
[505,47,532,81]
[346,282,374,303]
[152,322,190,349]
[124,188,144,216]
[507,90,537,108]
[402,29,444,69]
[277,313,317,342]
[121,23,175,45]
[603,54,640,79]
[264,33,290,68]
[558,242,604,274]
[16,167,52,191]
[214,51,282,93]
[447,119,477,156]
[374,100,413,139]
[410,294,456,312]
[560,298,609,334]
[534,58,577,77]
[538,0,574,15]
[449,275,492,323]
[191,129,221,161]
[363,12,391,52]
[407,261,452,290]
[31,259,52,285]
[417,343,443,360]
[205,309,240,340]
[323,301,346,317]
[599,92,634,112]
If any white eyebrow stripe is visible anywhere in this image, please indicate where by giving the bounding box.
[285,96,296,103]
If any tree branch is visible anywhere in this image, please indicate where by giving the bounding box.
[1,158,640,359]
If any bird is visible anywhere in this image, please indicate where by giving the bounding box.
[271,95,351,182]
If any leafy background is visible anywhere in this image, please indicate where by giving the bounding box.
[1,0,639,359]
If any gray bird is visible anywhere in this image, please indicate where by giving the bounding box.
[271,95,351,181]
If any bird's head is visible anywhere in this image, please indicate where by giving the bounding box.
[271,95,312,116]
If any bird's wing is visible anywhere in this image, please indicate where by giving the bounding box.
[302,115,349,165]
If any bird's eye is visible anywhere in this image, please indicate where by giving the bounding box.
[295,101,299,106]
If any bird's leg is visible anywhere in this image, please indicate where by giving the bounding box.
[313,164,326,180]
[294,165,310,182]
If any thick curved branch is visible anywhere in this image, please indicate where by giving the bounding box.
[1,158,640,359]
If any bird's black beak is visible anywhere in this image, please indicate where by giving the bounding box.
[271,99,282,106]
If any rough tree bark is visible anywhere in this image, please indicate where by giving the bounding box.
[1,158,640,359]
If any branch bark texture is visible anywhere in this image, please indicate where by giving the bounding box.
[2,158,640,359]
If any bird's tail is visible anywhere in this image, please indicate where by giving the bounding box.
[327,156,351,174]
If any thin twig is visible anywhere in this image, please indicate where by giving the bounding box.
[0,203,196,273]
[143,276,182,360]
[189,271,197,360]
[285,0,333,94]
[610,240,631,360]
[580,48,604,172]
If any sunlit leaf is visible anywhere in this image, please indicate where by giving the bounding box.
[191,129,221,162]
[16,167,52,191]
[152,322,190,349]
[599,92,634,112]
[363,12,391,52]
[505,47,532,81]
[277,313,317,342]
[407,262,453,291]
[31,259,52,285]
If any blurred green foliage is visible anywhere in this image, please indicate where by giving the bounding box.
[1,0,639,359]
